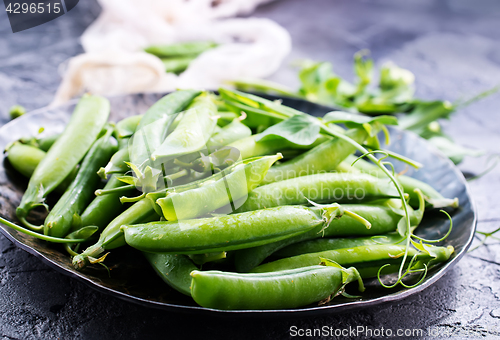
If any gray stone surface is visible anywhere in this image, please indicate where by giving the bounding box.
[1,0,500,339]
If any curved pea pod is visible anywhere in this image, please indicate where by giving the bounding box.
[234,200,423,272]
[75,174,136,232]
[72,198,159,270]
[150,95,218,162]
[143,252,197,296]
[122,204,344,254]
[115,114,143,139]
[235,173,399,213]
[190,264,363,310]
[274,233,404,259]
[5,142,79,194]
[206,117,252,148]
[129,90,201,171]
[156,153,282,221]
[44,128,117,237]
[251,244,454,279]
[16,94,110,225]
[262,128,368,184]
[339,154,459,209]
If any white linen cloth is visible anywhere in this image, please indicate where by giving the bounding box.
[51,0,291,106]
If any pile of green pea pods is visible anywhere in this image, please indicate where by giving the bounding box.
[2,89,457,310]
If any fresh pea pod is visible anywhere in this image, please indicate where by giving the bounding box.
[338,154,458,208]
[228,133,331,160]
[234,199,423,272]
[6,142,47,178]
[206,117,252,148]
[161,56,196,74]
[19,133,60,151]
[130,90,201,171]
[175,147,241,173]
[17,94,110,228]
[115,115,143,139]
[75,174,136,232]
[274,233,404,259]
[235,173,398,213]
[143,252,197,296]
[44,128,117,237]
[6,142,78,194]
[156,154,282,220]
[252,244,454,279]
[122,204,344,254]
[150,95,218,162]
[98,148,130,179]
[261,128,368,184]
[72,198,159,270]
[217,111,239,127]
[145,154,278,215]
[190,265,363,310]
[144,41,216,58]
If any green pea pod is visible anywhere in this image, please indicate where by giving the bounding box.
[130,90,201,171]
[251,244,454,279]
[217,111,239,127]
[44,128,117,237]
[274,233,404,259]
[150,95,218,162]
[143,252,197,296]
[19,133,60,151]
[16,94,110,226]
[121,204,344,254]
[236,173,398,213]
[98,148,130,179]
[6,142,46,178]
[190,265,363,310]
[115,115,143,139]
[72,198,159,270]
[261,128,368,184]
[338,154,459,208]
[36,133,60,151]
[145,154,278,216]
[156,153,282,220]
[206,117,252,148]
[228,133,331,160]
[6,142,79,194]
[161,56,196,74]
[234,200,422,272]
[75,174,136,232]
[144,41,216,58]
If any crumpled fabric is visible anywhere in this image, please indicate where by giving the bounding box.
[51,0,291,106]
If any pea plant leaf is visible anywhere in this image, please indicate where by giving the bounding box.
[255,114,320,146]
[323,111,398,128]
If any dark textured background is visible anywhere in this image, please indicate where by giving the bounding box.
[1,0,499,339]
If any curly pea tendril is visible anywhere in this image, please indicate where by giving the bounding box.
[335,136,453,289]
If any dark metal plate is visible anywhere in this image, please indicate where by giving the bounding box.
[0,94,475,316]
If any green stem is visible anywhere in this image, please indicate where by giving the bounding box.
[18,216,44,231]
[343,209,372,229]
[0,216,86,243]
[96,184,136,196]
[320,123,412,286]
